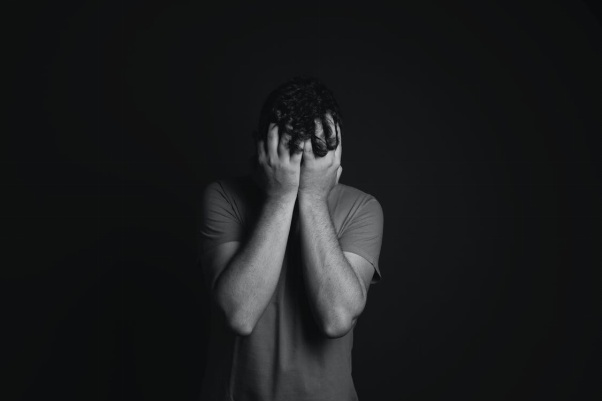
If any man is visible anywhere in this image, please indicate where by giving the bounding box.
[198,76,384,400]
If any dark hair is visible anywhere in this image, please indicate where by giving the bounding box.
[253,76,342,157]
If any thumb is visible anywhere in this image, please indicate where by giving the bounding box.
[303,138,314,160]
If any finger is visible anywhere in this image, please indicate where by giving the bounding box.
[323,118,336,164]
[277,131,291,161]
[257,138,267,163]
[334,123,342,165]
[314,118,325,141]
[303,138,315,161]
[267,123,279,161]
[290,144,303,165]
[317,118,330,159]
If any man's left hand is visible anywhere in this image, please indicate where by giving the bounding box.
[298,120,342,203]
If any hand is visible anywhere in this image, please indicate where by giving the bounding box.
[298,119,342,203]
[254,123,303,200]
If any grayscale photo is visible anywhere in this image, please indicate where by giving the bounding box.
[3,1,601,401]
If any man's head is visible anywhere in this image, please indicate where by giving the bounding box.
[253,76,342,157]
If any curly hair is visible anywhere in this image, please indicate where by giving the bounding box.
[253,76,342,158]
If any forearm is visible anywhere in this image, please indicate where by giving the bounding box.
[215,194,296,335]
[298,194,366,337]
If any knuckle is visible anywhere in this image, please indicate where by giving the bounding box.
[273,157,284,168]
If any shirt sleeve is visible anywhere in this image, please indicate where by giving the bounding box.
[198,180,245,260]
[338,196,384,284]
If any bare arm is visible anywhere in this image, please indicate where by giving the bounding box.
[297,117,374,338]
[205,124,302,336]
[297,194,368,338]
[212,194,295,336]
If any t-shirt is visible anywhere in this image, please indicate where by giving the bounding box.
[198,174,384,400]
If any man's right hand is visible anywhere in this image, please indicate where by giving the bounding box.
[255,123,303,200]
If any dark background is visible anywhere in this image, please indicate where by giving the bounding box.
[3,0,601,400]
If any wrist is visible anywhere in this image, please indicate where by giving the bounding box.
[266,191,298,206]
[298,190,328,206]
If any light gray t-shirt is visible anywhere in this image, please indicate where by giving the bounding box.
[198,174,383,400]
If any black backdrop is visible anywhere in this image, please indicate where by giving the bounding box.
[3,1,602,400]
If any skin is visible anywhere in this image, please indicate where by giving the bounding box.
[202,118,375,338]
[297,117,373,338]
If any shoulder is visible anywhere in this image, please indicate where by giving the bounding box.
[330,183,384,231]
[203,175,256,201]
[334,183,382,211]
[201,175,261,221]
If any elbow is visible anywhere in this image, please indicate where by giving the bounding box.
[224,307,256,336]
[215,291,256,337]
[322,314,357,339]
[321,300,364,338]
[228,316,255,337]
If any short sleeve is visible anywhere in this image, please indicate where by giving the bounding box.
[339,196,384,284]
[198,181,245,259]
